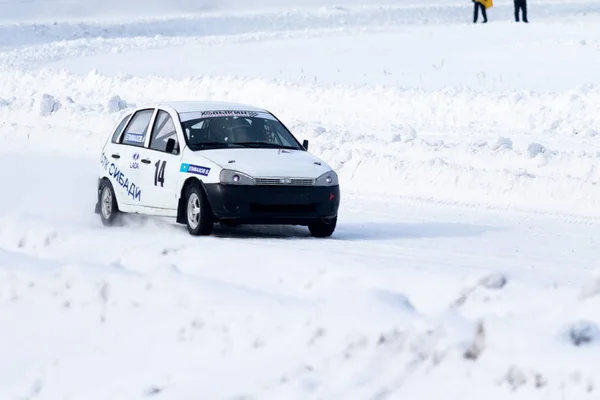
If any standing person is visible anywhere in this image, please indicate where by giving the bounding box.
[473,0,488,23]
[514,0,528,22]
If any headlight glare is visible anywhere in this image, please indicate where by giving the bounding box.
[220,169,255,185]
[315,171,339,186]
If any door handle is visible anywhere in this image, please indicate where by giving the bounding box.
[111,154,120,159]
[141,158,151,164]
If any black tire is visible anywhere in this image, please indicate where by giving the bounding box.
[99,179,119,226]
[308,217,337,238]
[184,183,214,236]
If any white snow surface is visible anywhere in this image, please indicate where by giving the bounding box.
[2,1,600,399]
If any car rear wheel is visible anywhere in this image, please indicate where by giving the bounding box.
[99,180,119,226]
[308,217,337,238]
[185,183,214,236]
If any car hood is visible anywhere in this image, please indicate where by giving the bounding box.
[197,148,332,178]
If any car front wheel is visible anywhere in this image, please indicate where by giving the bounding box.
[308,217,337,238]
[185,183,214,236]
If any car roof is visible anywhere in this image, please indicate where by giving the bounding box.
[156,101,268,114]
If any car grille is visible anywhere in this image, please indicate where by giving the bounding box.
[254,177,315,186]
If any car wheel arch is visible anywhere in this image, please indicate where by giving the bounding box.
[176,177,213,224]
[98,177,120,211]
[97,177,121,226]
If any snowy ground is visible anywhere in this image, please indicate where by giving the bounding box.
[2,1,600,399]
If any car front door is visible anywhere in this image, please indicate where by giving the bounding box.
[139,109,183,211]
[109,108,155,206]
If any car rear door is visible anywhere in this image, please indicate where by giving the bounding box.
[137,109,183,211]
[108,108,155,206]
[100,113,132,202]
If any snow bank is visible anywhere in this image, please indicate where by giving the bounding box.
[1,70,600,216]
[4,247,600,399]
[6,0,596,22]
[1,1,600,48]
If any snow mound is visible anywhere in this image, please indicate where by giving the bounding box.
[567,320,600,346]
[527,142,547,158]
[37,93,61,116]
[106,95,130,113]
[389,124,417,143]
[580,272,600,300]
[491,137,513,151]
[479,273,508,290]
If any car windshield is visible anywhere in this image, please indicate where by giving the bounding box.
[178,110,303,151]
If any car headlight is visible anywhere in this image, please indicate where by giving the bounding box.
[219,169,255,185]
[315,171,339,186]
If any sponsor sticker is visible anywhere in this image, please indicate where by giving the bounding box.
[123,133,145,144]
[101,152,142,201]
[179,110,277,123]
[180,163,210,176]
[130,153,140,169]
[199,110,259,118]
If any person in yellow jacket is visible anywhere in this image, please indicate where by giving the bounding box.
[473,0,492,23]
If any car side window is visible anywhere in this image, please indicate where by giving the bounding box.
[111,113,131,143]
[120,109,154,147]
[149,110,179,154]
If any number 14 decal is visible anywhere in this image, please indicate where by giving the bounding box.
[154,160,166,187]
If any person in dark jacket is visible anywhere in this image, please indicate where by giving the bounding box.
[514,0,528,22]
[473,0,488,23]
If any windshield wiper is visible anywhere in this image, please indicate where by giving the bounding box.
[235,142,298,150]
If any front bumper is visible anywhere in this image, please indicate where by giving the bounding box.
[204,183,340,225]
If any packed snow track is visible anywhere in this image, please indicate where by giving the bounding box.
[2,1,600,399]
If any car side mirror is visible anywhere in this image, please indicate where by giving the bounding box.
[302,139,309,151]
[166,138,177,154]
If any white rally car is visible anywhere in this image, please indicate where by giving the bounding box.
[95,101,340,237]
